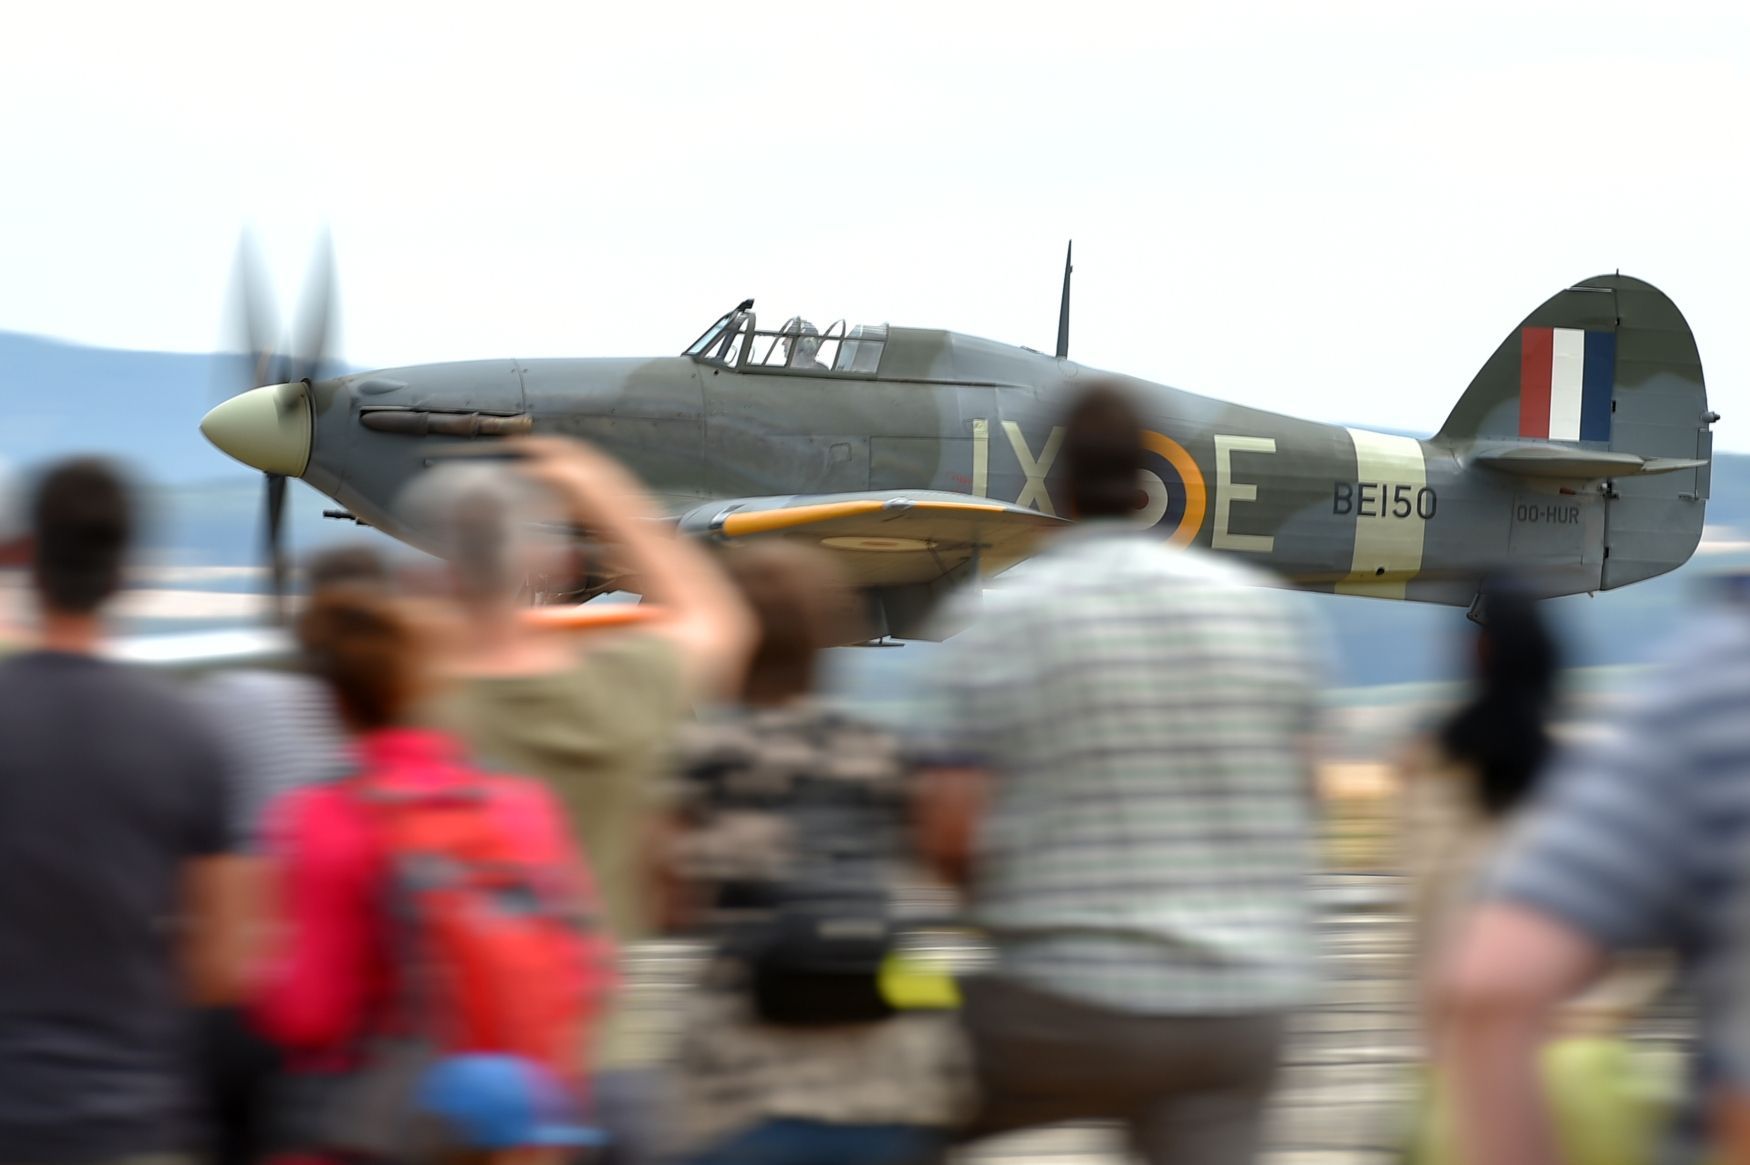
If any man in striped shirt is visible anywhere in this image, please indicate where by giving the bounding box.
[1438,592,1750,1165]
[917,385,1324,1165]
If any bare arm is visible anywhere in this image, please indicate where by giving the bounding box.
[516,436,755,700]
[914,765,990,891]
[1432,902,1606,1165]
[182,854,265,1007]
[646,810,703,935]
[1717,1094,1750,1164]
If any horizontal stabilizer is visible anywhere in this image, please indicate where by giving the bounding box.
[1472,444,1706,480]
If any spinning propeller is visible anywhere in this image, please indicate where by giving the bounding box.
[208,232,336,623]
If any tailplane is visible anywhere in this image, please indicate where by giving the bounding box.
[1437,274,1714,589]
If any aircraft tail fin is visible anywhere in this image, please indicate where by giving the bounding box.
[1436,274,1714,589]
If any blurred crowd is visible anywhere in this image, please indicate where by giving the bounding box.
[0,386,1748,1165]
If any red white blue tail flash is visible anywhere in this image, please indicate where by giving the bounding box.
[1519,327,1615,442]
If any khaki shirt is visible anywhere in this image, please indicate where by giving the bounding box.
[421,630,687,1066]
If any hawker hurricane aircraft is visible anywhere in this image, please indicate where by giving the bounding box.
[200,243,1714,637]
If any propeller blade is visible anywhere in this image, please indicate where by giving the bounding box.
[217,231,280,400]
[264,472,288,624]
[288,230,335,385]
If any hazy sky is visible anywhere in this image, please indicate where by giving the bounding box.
[5,1,1749,446]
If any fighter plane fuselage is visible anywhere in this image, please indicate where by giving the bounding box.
[208,276,1714,627]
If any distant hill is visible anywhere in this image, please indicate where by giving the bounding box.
[0,331,349,487]
[0,330,380,573]
[3,328,1744,689]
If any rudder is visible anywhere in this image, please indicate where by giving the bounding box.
[1437,274,1713,589]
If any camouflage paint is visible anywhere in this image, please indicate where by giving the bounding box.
[258,275,1711,612]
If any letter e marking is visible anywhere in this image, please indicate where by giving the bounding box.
[1213,435,1277,553]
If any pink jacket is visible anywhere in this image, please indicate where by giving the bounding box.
[251,728,615,1059]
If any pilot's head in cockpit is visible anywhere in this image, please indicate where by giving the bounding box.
[780,317,824,371]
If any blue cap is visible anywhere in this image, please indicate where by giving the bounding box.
[416,1055,604,1150]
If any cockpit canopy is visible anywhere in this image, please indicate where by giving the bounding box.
[685,302,889,377]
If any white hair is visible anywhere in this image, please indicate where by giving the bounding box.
[394,461,571,604]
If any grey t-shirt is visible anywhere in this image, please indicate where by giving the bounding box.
[0,650,232,1162]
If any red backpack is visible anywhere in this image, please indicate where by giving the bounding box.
[354,774,610,1079]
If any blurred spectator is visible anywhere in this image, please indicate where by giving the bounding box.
[0,458,253,1162]
[915,385,1324,1165]
[189,543,392,1165]
[253,586,612,1161]
[1401,585,1667,1165]
[1712,828,1750,1162]
[198,544,391,847]
[1402,583,1562,979]
[0,457,30,646]
[1435,581,1750,1165]
[397,436,754,1165]
[666,541,972,1165]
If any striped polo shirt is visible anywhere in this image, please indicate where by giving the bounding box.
[920,523,1325,1015]
[190,669,352,847]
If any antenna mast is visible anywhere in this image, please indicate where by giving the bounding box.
[1055,240,1073,359]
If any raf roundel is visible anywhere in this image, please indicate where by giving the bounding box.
[1136,430,1207,547]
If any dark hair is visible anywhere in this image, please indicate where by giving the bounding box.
[1438,583,1562,818]
[721,542,860,705]
[1061,384,1145,519]
[305,544,392,595]
[295,590,424,730]
[31,458,134,615]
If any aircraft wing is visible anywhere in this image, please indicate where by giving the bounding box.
[675,490,1068,588]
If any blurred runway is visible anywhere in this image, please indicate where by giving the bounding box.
[619,874,1691,1165]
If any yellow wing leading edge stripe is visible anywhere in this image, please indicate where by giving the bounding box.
[717,498,1032,538]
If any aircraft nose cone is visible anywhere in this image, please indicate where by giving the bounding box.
[199,383,312,476]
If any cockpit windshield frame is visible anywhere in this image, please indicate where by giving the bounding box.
[684,303,888,379]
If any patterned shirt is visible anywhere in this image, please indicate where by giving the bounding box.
[919,523,1324,1015]
[668,701,972,1148]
